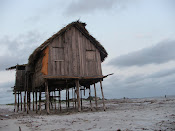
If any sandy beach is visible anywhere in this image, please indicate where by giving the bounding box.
[0,96,175,131]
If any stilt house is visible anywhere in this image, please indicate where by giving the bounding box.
[7,21,110,114]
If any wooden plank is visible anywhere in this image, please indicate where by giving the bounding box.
[43,75,103,79]
[100,80,106,111]
[72,27,78,76]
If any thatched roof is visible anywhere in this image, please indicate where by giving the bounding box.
[6,64,27,70]
[28,21,108,65]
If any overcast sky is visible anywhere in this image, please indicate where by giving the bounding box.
[0,0,175,104]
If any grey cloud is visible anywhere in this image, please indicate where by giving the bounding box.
[109,40,175,67]
[0,31,45,71]
[103,67,175,99]
[64,0,128,15]
[149,68,175,79]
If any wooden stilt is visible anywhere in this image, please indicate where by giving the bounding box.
[49,92,50,110]
[72,88,74,108]
[35,90,38,113]
[23,95,25,111]
[89,86,92,111]
[68,88,70,108]
[81,87,82,110]
[84,87,85,96]
[100,80,106,111]
[66,88,68,109]
[17,91,19,112]
[27,92,29,114]
[94,84,98,108]
[24,91,26,112]
[74,87,76,109]
[14,90,17,112]
[51,92,53,109]
[57,90,59,110]
[45,81,50,114]
[26,75,29,114]
[59,89,61,112]
[75,80,81,112]
[54,90,56,110]
[29,92,31,110]
[20,91,22,111]
[33,90,34,111]
[39,88,41,113]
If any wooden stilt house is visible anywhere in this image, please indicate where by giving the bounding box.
[7,21,111,114]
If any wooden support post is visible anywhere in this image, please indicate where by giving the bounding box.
[94,84,98,108]
[24,91,26,112]
[100,80,106,111]
[29,91,31,110]
[74,87,76,109]
[27,92,29,114]
[26,74,29,114]
[14,90,17,112]
[68,88,70,108]
[20,91,22,111]
[23,95,25,111]
[35,90,38,113]
[54,90,56,110]
[66,88,68,109]
[59,89,61,112]
[84,87,85,96]
[17,91,19,112]
[39,88,41,113]
[89,86,92,111]
[45,81,50,114]
[72,88,74,108]
[49,92,50,109]
[57,90,59,109]
[75,80,81,112]
[81,87,82,110]
[33,90,34,111]
[51,91,54,109]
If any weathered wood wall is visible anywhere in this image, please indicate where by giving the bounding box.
[15,69,25,90]
[48,27,102,77]
[32,26,103,88]
[32,55,45,88]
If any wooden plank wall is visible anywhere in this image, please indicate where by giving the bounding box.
[15,70,25,90]
[48,27,102,77]
[32,56,45,88]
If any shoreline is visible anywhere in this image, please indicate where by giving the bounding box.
[0,96,175,131]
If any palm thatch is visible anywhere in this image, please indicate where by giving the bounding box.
[28,21,108,66]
